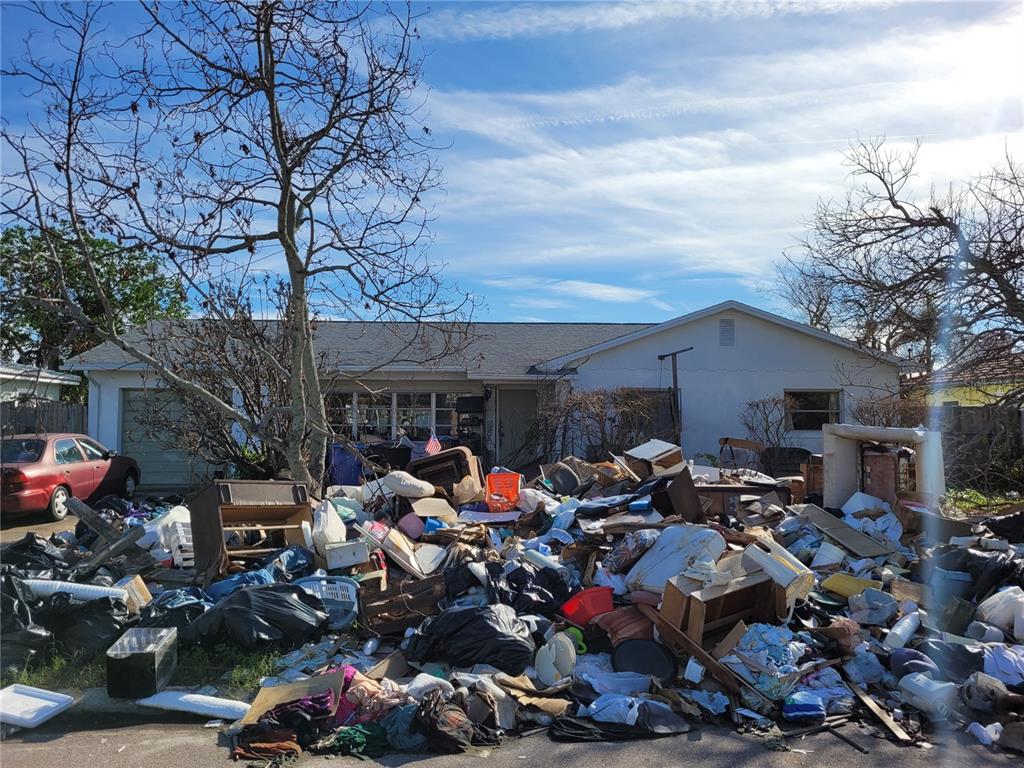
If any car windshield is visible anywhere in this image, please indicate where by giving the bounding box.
[1,439,45,463]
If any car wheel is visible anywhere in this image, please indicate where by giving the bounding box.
[49,485,70,522]
[121,472,138,500]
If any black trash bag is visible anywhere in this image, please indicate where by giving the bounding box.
[549,716,673,742]
[983,510,1024,543]
[443,562,481,600]
[136,588,213,632]
[485,561,571,616]
[930,545,1024,602]
[0,533,72,580]
[33,593,129,659]
[180,583,328,651]
[0,574,53,673]
[404,604,535,675]
[93,494,134,516]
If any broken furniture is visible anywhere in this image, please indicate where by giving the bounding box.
[189,480,313,586]
[406,446,483,496]
[718,437,763,471]
[66,497,159,578]
[624,439,684,479]
[659,571,786,646]
[822,424,945,510]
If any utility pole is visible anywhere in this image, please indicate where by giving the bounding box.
[657,346,693,448]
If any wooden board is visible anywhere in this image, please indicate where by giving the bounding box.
[790,503,893,558]
[841,672,913,743]
[637,603,774,708]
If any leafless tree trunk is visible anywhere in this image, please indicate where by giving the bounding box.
[2,1,473,488]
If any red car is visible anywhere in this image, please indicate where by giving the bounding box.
[1,433,140,521]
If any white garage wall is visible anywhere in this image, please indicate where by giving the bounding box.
[85,369,150,451]
[571,310,901,458]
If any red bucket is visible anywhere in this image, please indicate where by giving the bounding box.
[560,586,614,625]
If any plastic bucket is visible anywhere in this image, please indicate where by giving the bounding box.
[560,586,614,625]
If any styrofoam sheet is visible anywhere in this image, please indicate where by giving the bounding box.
[0,684,74,728]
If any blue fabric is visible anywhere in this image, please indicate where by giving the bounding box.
[206,568,276,602]
[890,648,940,679]
[783,691,827,720]
[150,586,212,610]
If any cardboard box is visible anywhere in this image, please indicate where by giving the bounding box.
[114,574,153,615]
[660,571,783,646]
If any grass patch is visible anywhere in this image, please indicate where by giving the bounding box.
[946,487,1021,516]
[2,643,280,699]
[173,644,280,699]
[2,653,105,691]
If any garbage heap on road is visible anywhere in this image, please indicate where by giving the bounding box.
[2,430,1023,757]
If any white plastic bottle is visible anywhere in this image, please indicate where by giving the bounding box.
[885,611,921,649]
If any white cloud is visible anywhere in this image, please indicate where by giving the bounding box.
[483,276,674,311]
[421,0,898,40]
[432,7,1023,289]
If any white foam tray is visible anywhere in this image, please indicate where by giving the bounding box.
[0,684,75,728]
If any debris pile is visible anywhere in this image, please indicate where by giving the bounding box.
[2,431,1023,757]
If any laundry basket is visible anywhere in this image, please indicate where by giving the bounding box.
[294,576,359,630]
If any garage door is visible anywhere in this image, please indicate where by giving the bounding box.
[120,388,216,490]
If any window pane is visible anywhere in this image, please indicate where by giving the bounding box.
[356,392,392,444]
[54,438,84,464]
[78,439,106,460]
[396,392,431,409]
[785,390,840,431]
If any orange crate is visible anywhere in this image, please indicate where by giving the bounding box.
[485,472,521,513]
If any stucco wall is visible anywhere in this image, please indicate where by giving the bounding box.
[571,310,900,458]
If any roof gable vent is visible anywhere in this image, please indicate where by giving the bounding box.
[719,318,735,347]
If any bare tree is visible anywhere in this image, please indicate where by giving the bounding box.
[2,1,473,487]
[848,394,927,429]
[533,386,674,463]
[739,395,792,451]
[777,138,1023,403]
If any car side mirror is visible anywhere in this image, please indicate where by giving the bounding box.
[104,450,118,459]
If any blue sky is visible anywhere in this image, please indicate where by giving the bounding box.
[3,1,1022,323]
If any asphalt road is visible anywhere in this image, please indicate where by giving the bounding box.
[0,712,1013,768]
[0,512,77,544]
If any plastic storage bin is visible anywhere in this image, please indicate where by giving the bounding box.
[106,627,178,699]
[485,472,521,513]
[560,586,615,625]
[294,576,359,630]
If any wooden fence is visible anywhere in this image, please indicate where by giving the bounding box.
[0,399,87,435]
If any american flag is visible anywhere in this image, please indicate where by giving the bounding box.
[424,432,442,455]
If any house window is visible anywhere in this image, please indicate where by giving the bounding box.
[356,392,393,444]
[785,390,840,430]
[434,392,471,439]
[396,392,432,442]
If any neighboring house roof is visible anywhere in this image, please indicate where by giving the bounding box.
[912,352,1024,388]
[64,320,653,380]
[535,300,907,371]
[0,362,81,387]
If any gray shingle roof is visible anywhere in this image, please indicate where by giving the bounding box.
[65,320,653,378]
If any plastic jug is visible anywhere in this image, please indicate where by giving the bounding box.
[899,673,957,718]
[884,611,920,649]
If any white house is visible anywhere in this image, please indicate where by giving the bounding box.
[65,301,903,489]
[0,363,81,402]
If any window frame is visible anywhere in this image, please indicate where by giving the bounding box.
[784,389,841,431]
[53,438,86,465]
